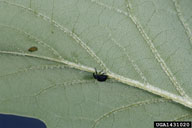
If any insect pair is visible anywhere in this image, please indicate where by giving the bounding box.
[28,47,108,82]
[93,68,108,82]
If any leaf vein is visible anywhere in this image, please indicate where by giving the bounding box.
[91,0,189,98]
[173,0,192,47]
[1,50,192,109]
[0,24,64,60]
[92,98,169,128]
[0,0,109,71]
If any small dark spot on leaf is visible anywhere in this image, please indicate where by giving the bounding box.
[28,46,38,52]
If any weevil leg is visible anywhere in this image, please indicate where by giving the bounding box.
[94,68,98,75]
[99,70,105,75]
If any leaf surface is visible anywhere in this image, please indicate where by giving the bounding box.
[0,0,192,128]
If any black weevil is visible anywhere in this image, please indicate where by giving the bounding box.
[93,69,108,82]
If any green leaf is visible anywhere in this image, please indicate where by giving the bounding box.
[0,0,192,127]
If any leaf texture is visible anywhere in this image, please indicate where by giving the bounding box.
[0,0,192,128]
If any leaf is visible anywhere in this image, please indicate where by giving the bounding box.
[0,0,192,127]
